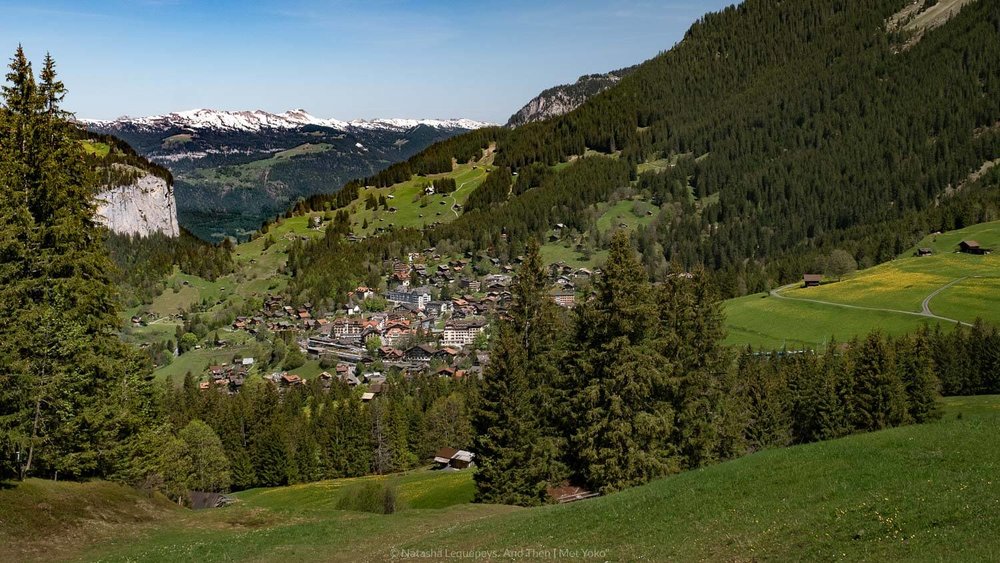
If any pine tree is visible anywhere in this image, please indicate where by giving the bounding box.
[0,49,154,480]
[472,240,563,506]
[567,231,677,493]
[849,332,910,432]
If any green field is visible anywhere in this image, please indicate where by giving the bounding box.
[4,396,999,561]
[724,221,1000,349]
[595,198,657,233]
[347,155,493,236]
[79,140,111,157]
[723,292,936,349]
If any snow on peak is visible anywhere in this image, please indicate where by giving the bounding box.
[348,117,496,130]
[83,109,494,133]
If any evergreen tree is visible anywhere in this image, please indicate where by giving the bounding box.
[566,231,677,493]
[656,269,729,468]
[849,332,910,432]
[898,331,941,424]
[0,49,154,481]
[472,240,563,506]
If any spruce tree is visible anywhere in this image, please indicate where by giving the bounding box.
[898,331,941,424]
[656,269,729,468]
[0,49,154,480]
[567,231,677,493]
[472,240,562,506]
[849,332,910,432]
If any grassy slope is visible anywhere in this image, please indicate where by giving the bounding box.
[347,155,493,236]
[4,397,991,562]
[0,480,180,562]
[724,220,1000,349]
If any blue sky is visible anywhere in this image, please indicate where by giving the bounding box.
[1,1,733,122]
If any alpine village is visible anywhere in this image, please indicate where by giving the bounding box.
[2,0,1000,561]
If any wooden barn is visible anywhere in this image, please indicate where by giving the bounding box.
[803,274,823,287]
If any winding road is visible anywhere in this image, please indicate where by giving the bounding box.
[769,277,973,327]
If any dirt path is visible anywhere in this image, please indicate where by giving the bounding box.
[769,279,972,327]
[448,177,478,217]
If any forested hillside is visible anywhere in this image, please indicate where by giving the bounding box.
[287,0,1000,300]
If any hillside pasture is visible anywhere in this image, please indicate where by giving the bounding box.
[6,397,994,561]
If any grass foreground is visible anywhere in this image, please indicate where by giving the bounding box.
[1,396,998,561]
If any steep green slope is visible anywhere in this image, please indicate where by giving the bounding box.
[10,396,992,562]
[287,0,1000,301]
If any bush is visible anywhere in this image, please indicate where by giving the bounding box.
[335,480,403,514]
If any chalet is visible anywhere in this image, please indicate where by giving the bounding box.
[378,346,404,361]
[433,347,459,362]
[959,240,991,255]
[404,344,437,363]
[916,248,933,257]
[280,373,303,386]
[442,319,488,347]
[433,366,458,378]
[803,274,823,287]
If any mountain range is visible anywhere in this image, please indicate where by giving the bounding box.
[85,109,493,240]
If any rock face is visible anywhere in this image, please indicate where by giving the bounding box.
[506,67,638,128]
[96,173,179,237]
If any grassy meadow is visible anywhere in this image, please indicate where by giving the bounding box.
[724,220,1000,350]
[3,396,998,562]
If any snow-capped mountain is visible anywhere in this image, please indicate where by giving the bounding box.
[83,108,493,134]
[84,109,493,241]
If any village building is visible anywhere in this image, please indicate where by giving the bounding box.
[442,319,488,347]
[551,290,576,308]
[386,286,432,310]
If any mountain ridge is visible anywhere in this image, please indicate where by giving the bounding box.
[506,66,637,127]
[82,108,494,134]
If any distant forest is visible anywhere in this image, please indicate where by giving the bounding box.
[283,0,1000,303]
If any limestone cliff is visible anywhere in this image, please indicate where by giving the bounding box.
[96,173,179,237]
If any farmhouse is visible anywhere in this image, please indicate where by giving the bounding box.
[916,247,933,257]
[803,274,823,287]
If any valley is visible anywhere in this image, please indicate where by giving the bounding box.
[86,110,493,240]
[3,0,1000,560]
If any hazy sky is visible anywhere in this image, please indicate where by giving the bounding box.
[1,0,734,123]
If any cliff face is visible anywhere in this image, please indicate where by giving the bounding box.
[506,67,638,128]
[96,173,179,237]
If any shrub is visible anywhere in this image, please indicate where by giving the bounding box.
[335,480,403,514]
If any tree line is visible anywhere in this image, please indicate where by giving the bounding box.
[470,234,988,505]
